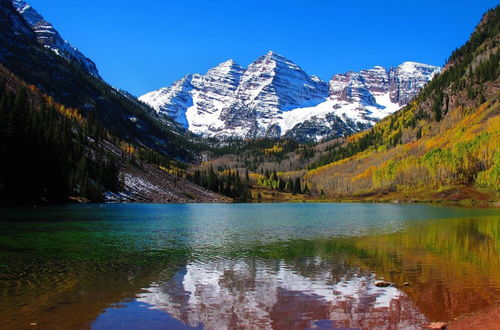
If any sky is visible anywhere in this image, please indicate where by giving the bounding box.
[27,0,498,96]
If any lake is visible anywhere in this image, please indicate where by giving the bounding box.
[0,203,499,329]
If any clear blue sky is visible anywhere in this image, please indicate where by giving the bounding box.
[27,0,498,96]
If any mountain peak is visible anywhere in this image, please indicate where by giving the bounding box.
[221,59,236,66]
[251,51,304,76]
[397,61,440,72]
[141,55,438,141]
[261,50,291,62]
[210,59,244,73]
[265,50,277,57]
[394,62,441,82]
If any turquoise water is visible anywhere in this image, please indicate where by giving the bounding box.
[0,203,499,329]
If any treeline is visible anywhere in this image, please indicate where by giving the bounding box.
[258,169,310,195]
[0,79,122,203]
[187,167,252,201]
[420,6,499,102]
[210,138,300,157]
[208,138,309,172]
[307,121,402,170]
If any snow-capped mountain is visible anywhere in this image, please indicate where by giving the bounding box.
[12,0,100,78]
[283,61,441,141]
[388,61,442,105]
[141,53,440,142]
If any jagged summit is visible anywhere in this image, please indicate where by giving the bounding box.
[220,58,236,65]
[140,53,440,142]
[234,51,328,113]
[262,50,290,60]
[255,50,306,73]
[11,0,100,77]
[206,59,245,76]
[262,50,283,59]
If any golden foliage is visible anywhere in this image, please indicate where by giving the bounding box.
[305,100,500,196]
[57,105,84,123]
[120,142,136,155]
[264,145,284,154]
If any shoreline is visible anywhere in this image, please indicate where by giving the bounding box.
[447,303,500,329]
[1,198,499,208]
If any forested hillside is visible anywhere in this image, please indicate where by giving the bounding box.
[0,64,227,204]
[0,65,122,203]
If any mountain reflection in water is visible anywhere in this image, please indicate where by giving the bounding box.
[0,204,498,329]
[136,258,426,329]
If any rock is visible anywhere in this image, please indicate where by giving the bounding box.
[29,323,37,326]
[402,282,410,286]
[426,322,447,329]
[374,280,391,287]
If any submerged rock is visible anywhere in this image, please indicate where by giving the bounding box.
[426,322,447,329]
[374,280,392,287]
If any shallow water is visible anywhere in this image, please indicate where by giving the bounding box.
[0,203,499,329]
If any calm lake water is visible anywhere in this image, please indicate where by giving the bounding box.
[0,203,499,329]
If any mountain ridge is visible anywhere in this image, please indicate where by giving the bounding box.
[140,53,440,142]
[12,0,100,77]
[0,0,206,161]
[0,0,229,203]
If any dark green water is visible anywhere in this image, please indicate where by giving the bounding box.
[0,203,499,329]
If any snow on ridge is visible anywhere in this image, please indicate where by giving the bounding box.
[11,0,101,78]
[399,61,440,70]
[140,53,440,142]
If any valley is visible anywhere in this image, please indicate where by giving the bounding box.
[0,1,499,329]
[0,0,498,206]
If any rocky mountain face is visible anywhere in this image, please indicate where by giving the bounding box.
[11,0,100,77]
[141,53,440,142]
[141,52,329,139]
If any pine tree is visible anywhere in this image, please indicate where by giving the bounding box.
[293,177,302,194]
